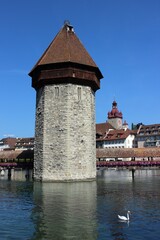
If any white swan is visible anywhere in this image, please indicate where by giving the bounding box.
[118,211,131,221]
[0,169,5,176]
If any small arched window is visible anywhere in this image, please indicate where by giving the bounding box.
[78,87,81,101]
[55,87,59,98]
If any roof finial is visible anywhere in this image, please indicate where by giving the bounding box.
[64,20,71,27]
[64,20,74,32]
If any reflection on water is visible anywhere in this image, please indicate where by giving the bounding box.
[32,181,97,240]
[0,168,33,181]
[0,169,160,239]
[0,178,34,240]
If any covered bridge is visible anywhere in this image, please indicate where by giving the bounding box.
[96,147,160,161]
[0,150,34,162]
[1,148,160,163]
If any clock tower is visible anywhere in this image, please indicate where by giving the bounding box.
[107,101,123,129]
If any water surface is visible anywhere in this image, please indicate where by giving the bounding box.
[0,169,160,239]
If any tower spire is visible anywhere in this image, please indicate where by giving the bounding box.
[107,101,123,129]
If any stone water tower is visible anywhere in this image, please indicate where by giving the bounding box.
[29,22,103,181]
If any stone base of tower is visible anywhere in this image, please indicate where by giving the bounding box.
[33,168,96,182]
[33,84,97,182]
[33,151,97,182]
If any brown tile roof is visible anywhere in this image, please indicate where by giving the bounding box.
[138,124,160,135]
[141,124,160,129]
[105,129,135,141]
[29,23,102,77]
[96,148,160,158]
[96,122,114,136]
[16,137,34,142]
[96,125,136,141]
[1,148,160,161]
[0,138,17,148]
[0,150,34,160]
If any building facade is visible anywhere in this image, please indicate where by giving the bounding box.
[96,101,160,161]
[96,101,136,160]
[135,124,160,148]
[15,138,34,150]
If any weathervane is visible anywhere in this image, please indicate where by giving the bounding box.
[64,20,71,26]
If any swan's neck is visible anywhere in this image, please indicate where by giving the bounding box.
[127,213,130,220]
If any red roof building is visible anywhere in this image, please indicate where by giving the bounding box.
[96,101,136,159]
[0,138,17,151]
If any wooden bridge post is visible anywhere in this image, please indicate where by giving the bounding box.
[131,168,136,180]
[25,168,30,180]
[7,167,12,180]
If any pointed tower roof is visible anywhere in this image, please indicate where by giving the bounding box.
[108,101,123,119]
[29,22,103,91]
[32,23,98,69]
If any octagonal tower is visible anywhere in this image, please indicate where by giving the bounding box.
[29,23,103,181]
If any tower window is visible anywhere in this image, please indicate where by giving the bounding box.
[78,87,81,101]
[55,87,59,98]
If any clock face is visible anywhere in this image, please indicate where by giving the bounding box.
[118,119,121,125]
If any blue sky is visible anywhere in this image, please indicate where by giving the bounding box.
[1,0,160,138]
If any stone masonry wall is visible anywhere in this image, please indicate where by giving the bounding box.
[33,87,45,180]
[34,83,96,181]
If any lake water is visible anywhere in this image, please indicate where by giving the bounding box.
[0,168,160,239]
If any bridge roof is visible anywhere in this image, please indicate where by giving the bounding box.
[0,150,34,160]
[1,148,160,161]
[96,148,160,158]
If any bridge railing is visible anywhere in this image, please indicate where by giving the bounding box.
[96,160,160,168]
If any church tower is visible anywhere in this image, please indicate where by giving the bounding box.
[108,101,123,129]
[29,22,103,181]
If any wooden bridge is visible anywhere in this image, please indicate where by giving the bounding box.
[96,148,160,168]
[96,147,160,160]
[0,150,33,169]
[0,148,160,168]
